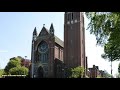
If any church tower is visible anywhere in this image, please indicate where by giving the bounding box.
[64,12,86,74]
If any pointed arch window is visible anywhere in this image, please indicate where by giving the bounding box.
[39,52,49,63]
[71,13,73,20]
[67,13,71,21]
[38,41,49,63]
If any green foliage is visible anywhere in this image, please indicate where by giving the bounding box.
[4,58,21,74]
[70,66,84,78]
[86,12,120,62]
[85,12,120,46]
[101,35,120,61]
[9,66,28,75]
[96,75,102,78]
[103,70,112,78]
[3,56,29,77]
[115,73,120,78]
[0,69,4,78]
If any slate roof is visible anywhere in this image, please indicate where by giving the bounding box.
[55,35,64,48]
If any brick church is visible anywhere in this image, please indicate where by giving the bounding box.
[30,12,87,78]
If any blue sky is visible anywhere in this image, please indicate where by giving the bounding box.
[0,12,119,76]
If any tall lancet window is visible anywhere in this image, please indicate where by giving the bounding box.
[71,13,73,20]
[68,13,71,21]
[38,41,49,63]
[67,13,71,24]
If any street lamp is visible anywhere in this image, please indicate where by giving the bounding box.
[24,56,27,78]
[24,56,27,67]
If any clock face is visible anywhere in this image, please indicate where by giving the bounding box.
[38,41,48,53]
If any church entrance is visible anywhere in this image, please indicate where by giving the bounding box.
[37,66,44,78]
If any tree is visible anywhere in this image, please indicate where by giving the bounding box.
[9,66,28,75]
[115,73,120,78]
[86,12,120,62]
[3,56,30,77]
[85,12,120,46]
[0,69,4,78]
[70,66,84,78]
[118,63,120,74]
[4,57,21,74]
[103,70,112,78]
[101,32,120,61]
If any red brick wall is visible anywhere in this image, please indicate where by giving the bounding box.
[89,65,101,78]
[21,59,31,68]
[54,44,63,61]
[54,45,59,59]
[64,12,86,69]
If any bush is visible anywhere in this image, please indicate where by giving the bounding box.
[70,66,84,78]
[96,75,102,78]
[9,66,28,75]
[0,69,4,78]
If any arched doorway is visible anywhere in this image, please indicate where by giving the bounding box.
[37,66,44,78]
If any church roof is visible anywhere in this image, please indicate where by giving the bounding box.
[39,26,49,36]
[38,24,64,48]
[55,35,64,48]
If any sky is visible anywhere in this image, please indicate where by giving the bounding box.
[0,12,119,77]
